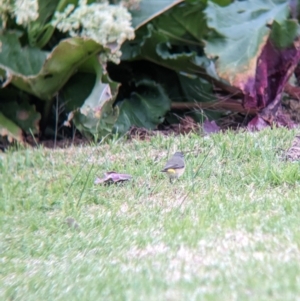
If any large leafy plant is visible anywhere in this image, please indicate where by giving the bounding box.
[114,0,300,131]
[0,0,299,143]
[0,0,136,142]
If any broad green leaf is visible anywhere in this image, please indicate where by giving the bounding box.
[0,33,47,76]
[185,0,232,5]
[0,101,40,135]
[152,1,207,43]
[0,87,41,135]
[131,0,184,29]
[153,6,192,39]
[121,26,151,60]
[114,79,171,134]
[178,73,216,103]
[61,73,96,112]
[204,0,291,89]
[0,112,23,142]
[124,2,206,62]
[0,32,110,101]
[270,20,299,49]
[71,57,120,140]
[123,24,211,75]
[37,0,60,23]
[122,3,224,82]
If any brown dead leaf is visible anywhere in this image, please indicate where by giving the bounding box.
[94,171,132,185]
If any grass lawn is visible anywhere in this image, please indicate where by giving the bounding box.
[1,128,300,300]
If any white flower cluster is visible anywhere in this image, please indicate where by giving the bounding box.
[14,0,38,25]
[52,0,135,63]
[0,0,38,28]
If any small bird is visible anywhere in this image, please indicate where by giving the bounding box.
[161,152,185,183]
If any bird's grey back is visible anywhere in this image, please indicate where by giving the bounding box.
[174,152,184,158]
[163,152,185,170]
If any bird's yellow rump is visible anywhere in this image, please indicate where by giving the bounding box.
[161,152,185,183]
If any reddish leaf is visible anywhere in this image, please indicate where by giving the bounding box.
[247,116,269,131]
[243,39,300,111]
[289,0,298,19]
[203,120,221,134]
[204,1,300,129]
[248,110,295,131]
[276,114,295,129]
